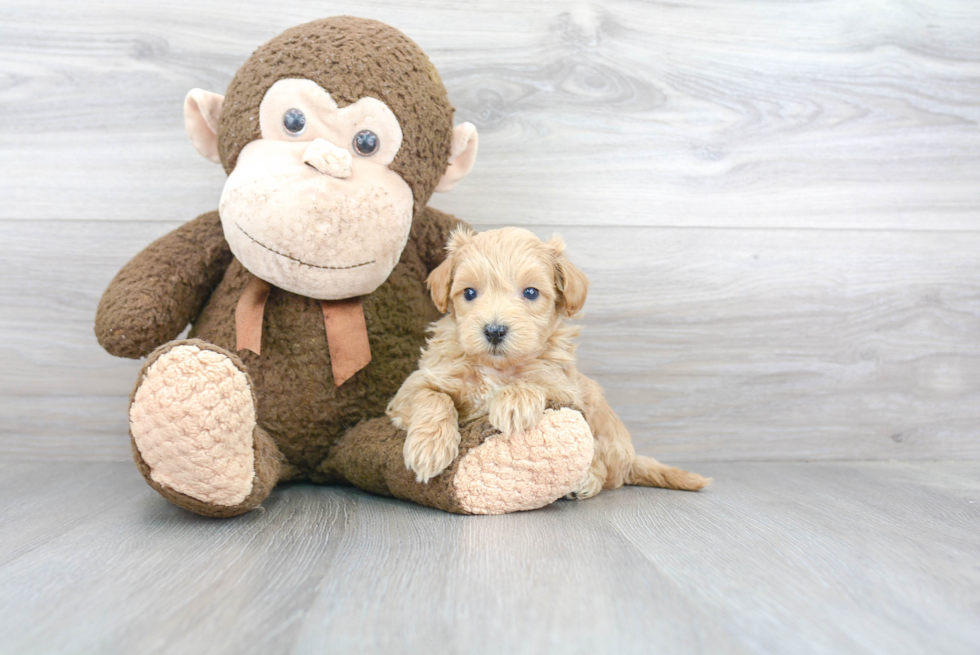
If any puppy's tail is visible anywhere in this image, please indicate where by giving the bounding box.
[627,456,711,491]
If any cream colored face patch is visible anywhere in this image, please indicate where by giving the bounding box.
[219,79,414,300]
[259,79,403,165]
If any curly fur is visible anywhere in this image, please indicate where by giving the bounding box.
[388,227,710,495]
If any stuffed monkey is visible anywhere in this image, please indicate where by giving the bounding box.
[95,17,593,517]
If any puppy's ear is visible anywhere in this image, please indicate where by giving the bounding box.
[427,225,476,313]
[556,258,589,316]
[446,224,476,253]
[546,235,589,317]
[426,255,454,314]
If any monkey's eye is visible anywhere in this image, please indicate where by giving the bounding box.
[523,287,539,301]
[353,130,380,156]
[283,108,306,136]
[463,288,478,301]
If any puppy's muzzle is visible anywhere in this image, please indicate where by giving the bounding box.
[484,323,508,346]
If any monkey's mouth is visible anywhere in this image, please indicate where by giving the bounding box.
[236,223,375,270]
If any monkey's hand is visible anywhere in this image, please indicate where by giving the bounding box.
[403,418,462,483]
[95,211,232,359]
[488,384,547,436]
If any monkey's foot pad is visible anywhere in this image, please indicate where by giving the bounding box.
[130,343,256,507]
[453,408,594,515]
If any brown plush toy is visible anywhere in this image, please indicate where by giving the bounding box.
[95,16,595,517]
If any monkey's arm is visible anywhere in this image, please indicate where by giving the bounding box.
[412,206,472,272]
[95,210,233,359]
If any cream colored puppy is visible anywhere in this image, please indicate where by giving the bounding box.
[387,227,709,497]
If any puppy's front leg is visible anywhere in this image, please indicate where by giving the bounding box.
[488,382,547,435]
[403,401,461,483]
[388,373,461,483]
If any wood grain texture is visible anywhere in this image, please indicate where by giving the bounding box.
[3,220,979,462]
[0,461,977,654]
[569,225,980,462]
[1,0,979,228]
[4,6,978,652]
[2,1,980,461]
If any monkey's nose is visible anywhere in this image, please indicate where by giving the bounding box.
[484,324,508,346]
[303,138,352,179]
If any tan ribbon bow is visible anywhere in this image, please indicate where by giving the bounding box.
[236,276,372,387]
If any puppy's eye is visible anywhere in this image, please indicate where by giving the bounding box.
[463,288,478,301]
[353,130,380,156]
[283,108,306,135]
[523,287,539,301]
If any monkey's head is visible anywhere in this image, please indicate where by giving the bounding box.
[183,17,478,300]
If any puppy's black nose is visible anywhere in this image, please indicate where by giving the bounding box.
[484,324,508,345]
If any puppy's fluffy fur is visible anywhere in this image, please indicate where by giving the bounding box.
[387,227,709,497]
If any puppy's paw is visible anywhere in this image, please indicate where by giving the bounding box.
[403,420,461,483]
[488,386,546,435]
[565,471,604,500]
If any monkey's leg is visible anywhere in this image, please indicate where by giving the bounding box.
[128,339,281,517]
[319,408,594,515]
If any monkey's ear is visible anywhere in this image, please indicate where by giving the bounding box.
[434,123,479,193]
[426,255,455,314]
[184,89,225,164]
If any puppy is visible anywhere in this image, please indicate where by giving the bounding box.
[387,227,709,498]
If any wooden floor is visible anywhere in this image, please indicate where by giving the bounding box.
[1,460,977,655]
[2,2,979,653]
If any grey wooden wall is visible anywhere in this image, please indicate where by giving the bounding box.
[2,0,979,462]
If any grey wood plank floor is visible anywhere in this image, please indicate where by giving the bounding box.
[1,461,977,655]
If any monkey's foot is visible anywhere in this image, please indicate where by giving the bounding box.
[452,408,594,514]
[322,407,594,515]
[129,339,279,517]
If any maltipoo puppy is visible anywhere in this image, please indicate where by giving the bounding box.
[387,227,709,498]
